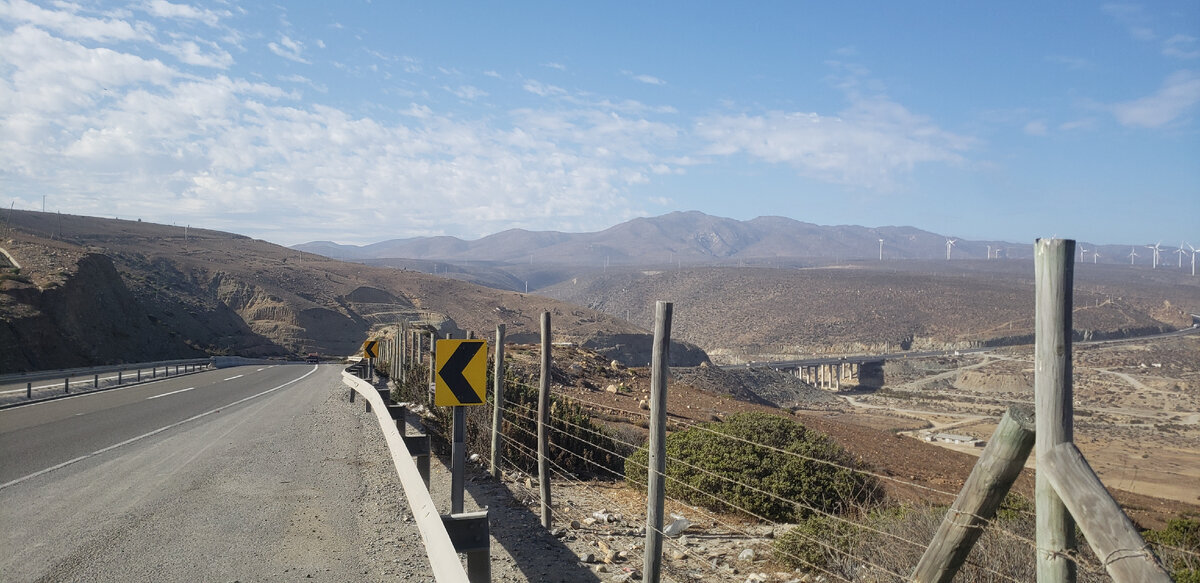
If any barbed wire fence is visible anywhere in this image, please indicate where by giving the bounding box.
[376,242,1195,582]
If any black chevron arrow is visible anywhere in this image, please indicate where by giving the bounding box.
[439,341,484,404]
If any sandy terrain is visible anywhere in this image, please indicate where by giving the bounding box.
[848,332,1200,507]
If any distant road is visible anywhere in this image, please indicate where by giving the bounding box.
[0,364,430,581]
[734,326,1199,370]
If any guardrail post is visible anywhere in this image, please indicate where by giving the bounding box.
[118,371,122,384]
[404,433,432,489]
[441,510,491,582]
[644,301,672,583]
[26,382,31,398]
[1035,238,1077,582]
[94,374,98,388]
[490,324,506,479]
[538,311,552,529]
[64,377,69,394]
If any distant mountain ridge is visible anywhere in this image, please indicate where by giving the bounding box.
[295,211,1027,264]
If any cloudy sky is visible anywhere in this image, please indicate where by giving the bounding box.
[1,1,1197,246]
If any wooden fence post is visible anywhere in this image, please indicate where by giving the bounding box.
[912,406,1036,582]
[1044,443,1171,582]
[1035,238,1077,582]
[643,301,672,583]
[538,311,552,529]
[491,323,506,480]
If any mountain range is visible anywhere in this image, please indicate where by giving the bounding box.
[295,211,1177,266]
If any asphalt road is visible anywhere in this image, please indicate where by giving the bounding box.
[0,364,431,581]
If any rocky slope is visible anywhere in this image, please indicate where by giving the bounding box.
[1,211,705,372]
[540,264,1199,364]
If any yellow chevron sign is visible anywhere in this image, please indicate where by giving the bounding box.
[362,340,379,359]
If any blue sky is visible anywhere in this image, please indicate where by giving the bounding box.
[1,1,1197,247]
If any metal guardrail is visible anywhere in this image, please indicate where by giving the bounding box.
[340,369,476,582]
[0,359,215,407]
[0,358,212,385]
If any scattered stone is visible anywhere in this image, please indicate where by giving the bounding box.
[738,548,757,562]
[570,519,581,529]
[610,360,623,370]
[663,513,690,537]
[638,399,649,410]
[581,553,596,563]
[606,384,620,394]
[670,549,687,560]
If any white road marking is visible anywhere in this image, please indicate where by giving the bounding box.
[0,366,319,491]
[146,387,195,400]
[223,375,243,381]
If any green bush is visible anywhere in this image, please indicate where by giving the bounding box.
[490,372,623,478]
[773,514,863,570]
[626,412,881,522]
[1145,518,1200,582]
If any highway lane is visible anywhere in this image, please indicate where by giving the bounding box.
[0,364,432,581]
[0,364,304,486]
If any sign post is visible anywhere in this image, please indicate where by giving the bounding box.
[436,339,488,513]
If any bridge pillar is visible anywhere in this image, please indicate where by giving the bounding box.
[835,365,841,391]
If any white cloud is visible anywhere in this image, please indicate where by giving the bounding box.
[1046,55,1093,70]
[446,85,487,100]
[1059,118,1097,131]
[145,0,226,27]
[268,34,309,64]
[542,62,566,71]
[1163,34,1200,59]
[0,0,152,41]
[696,95,972,190]
[633,74,666,86]
[1024,120,1048,135]
[523,79,567,97]
[160,38,232,68]
[1110,70,1200,127]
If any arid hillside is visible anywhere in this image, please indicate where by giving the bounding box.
[0,210,707,372]
[540,263,1200,363]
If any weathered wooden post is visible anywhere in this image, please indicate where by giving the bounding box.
[26,382,32,398]
[1044,443,1171,582]
[912,406,1036,582]
[1035,238,1076,582]
[644,301,672,583]
[64,378,69,393]
[490,323,506,479]
[538,311,552,528]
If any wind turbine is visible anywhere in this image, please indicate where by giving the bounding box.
[1175,242,1187,268]
[945,238,957,260]
[878,238,884,261]
[1146,242,1162,269]
[1189,243,1197,277]
[1128,246,1139,265]
[986,244,992,260]
[1092,250,1100,264]
[1079,246,1088,262]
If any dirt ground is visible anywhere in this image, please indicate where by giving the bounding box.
[848,332,1200,519]
[504,335,1200,531]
